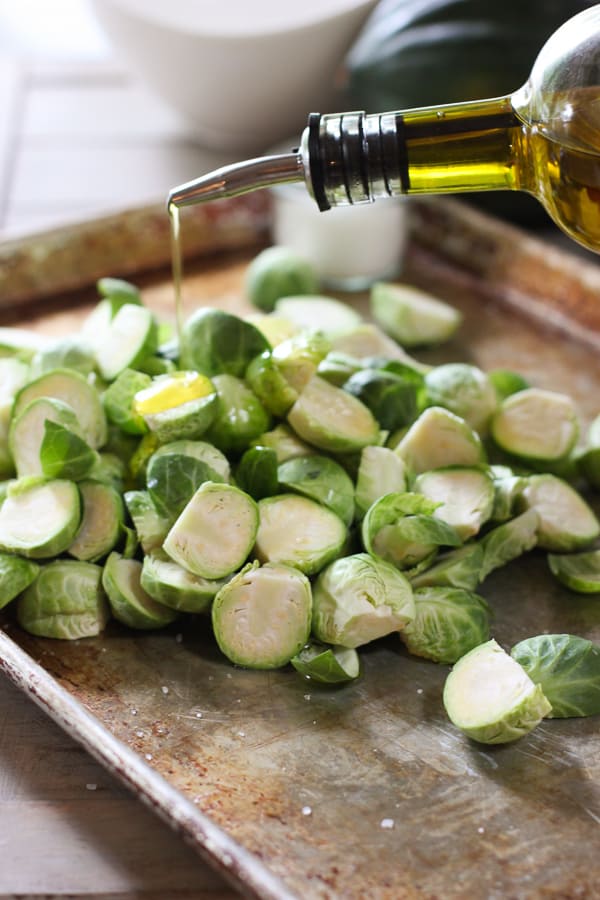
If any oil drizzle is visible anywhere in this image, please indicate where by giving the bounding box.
[168,201,184,341]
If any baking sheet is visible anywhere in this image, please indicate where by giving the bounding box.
[2,198,600,899]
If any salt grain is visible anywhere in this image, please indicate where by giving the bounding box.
[145,753,153,761]
[161,686,169,695]
[478,826,485,834]
[380,818,394,829]
[302,806,312,816]
[86,783,97,791]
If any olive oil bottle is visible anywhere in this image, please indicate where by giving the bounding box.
[169,4,600,319]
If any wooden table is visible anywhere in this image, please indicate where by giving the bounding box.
[0,29,241,899]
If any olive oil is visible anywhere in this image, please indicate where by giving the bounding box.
[168,201,184,339]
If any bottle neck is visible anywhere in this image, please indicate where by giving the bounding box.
[302,97,525,210]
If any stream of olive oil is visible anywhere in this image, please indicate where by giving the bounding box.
[168,202,184,341]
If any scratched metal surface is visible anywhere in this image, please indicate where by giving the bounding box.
[2,210,600,898]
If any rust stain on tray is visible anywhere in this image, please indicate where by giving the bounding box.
[3,198,600,898]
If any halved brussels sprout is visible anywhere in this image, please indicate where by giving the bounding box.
[204,374,271,455]
[0,553,39,610]
[12,368,107,450]
[245,245,319,313]
[424,363,497,435]
[518,474,600,552]
[343,369,418,432]
[102,552,177,630]
[0,478,81,559]
[18,559,109,639]
[511,634,600,718]
[355,445,408,520]
[10,397,85,478]
[68,480,124,562]
[212,561,312,668]
[277,455,355,526]
[274,295,362,339]
[489,465,527,522]
[235,446,279,501]
[124,489,171,554]
[362,492,461,570]
[312,552,414,649]
[395,407,485,474]
[97,276,142,310]
[245,351,298,417]
[288,375,380,454]
[409,544,484,591]
[413,466,495,540]
[40,420,98,481]
[29,337,96,379]
[0,358,29,478]
[133,371,218,442]
[179,307,270,377]
[443,639,552,744]
[95,304,159,382]
[399,586,490,664]
[316,351,364,387]
[255,493,346,576]
[164,482,259,579]
[488,368,531,401]
[141,550,226,613]
[547,549,600,593]
[251,424,314,463]
[491,388,579,462]
[102,368,151,435]
[271,331,331,393]
[370,281,461,347]
[146,440,230,519]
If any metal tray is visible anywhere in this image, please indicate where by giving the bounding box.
[2,196,600,899]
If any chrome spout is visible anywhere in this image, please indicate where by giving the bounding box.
[167,151,305,209]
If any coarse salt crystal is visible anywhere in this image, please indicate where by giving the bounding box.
[302,806,312,816]
[380,818,395,829]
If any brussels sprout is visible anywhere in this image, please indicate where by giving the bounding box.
[95,304,159,382]
[443,639,552,744]
[245,245,319,312]
[491,388,580,462]
[0,479,81,559]
[133,371,218,442]
[251,424,314,463]
[331,323,430,372]
[291,641,361,684]
[204,374,271,455]
[343,368,418,432]
[0,358,29,477]
[489,465,527,521]
[424,363,498,435]
[409,543,485,591]
[68,480,124,562]
[277,455,355,526]
[235,446,279,500]
[413,466,495,540]
[102,368,151,435]
[479,509,539,581]
[13,368,107,449]
[40,421,98,481]
[370,281,461,347]
[395,407,485,474]
[547,550,600,593]
[317,351,364,387]
[179,307,270,377]
[245,351,298,417]
[141,550,225,613]
[288,375,380,454]
[136,355,177,377]
[312,552,414,648]
[164,482,258,579]
[88,452,127,492]
[244,313,299,348]
[518,474,600,552]
[362,492,461,570]
[124,489,171,554]
[0,553,39,610]
[102,552,177,630]
[97,276,142,310]
[17,559,109,639]
[10,397,85,478]
[488,368,531,401]
[575,412,600,489]
[511,634,600,718]
[400,586,490,664]
[146,440,230,519]
[355,445,408,520]
[29,337,96,379]
[274,295,362,339]
[0,326,49,360]
[271,331,331,393]
[255,494,346,576]
[212,561,312,669]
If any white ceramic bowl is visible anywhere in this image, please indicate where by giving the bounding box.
[89,0,377,153]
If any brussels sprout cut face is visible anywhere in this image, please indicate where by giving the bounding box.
[443,639,551,744]
[212,562,312,669]
[255,494,346,576]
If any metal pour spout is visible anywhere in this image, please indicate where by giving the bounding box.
[167,151,305,209]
